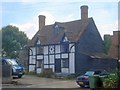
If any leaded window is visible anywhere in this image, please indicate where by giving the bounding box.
[61,58,69,68]
[37,46,43,55]
[61,43,69,53]
[37,59,43,68]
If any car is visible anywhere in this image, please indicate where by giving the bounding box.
[76,71,103,88]
[1,58,25,78]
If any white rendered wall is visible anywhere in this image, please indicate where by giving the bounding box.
[61,54,68,58]
[44,46,48,55]
[50,65,55,72]
[29,56,36,64]
[49,55,54,63]
[36,68,42,73]
[37,55,43,59]
[55,54,60,59]
[55,45,60,53]
[44,65,49,68]
[69,43,75,52]
[44,55,48,64]
[69,53,75,73]
[29,65,35,72]
[62,68,69,73]
[30,47,36,55]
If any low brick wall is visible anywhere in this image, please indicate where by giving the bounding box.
[0,65,12,84]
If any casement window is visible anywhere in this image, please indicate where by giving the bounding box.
[29,56,36,64]
[61,43,69,53]
[37,46,43,55]
[37,59,43,68]
[61,58,69,68]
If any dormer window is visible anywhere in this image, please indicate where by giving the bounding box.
[63,36,68,42]
[36,40,41,45]
[54,24,59,33]
[35,38,43,55]
[55,24,59,29]
[61,35,69,53]
[35,38,41,46]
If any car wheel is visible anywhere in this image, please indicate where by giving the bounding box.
[80,85,85,88]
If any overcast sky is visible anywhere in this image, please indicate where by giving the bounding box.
[1,0,119,39]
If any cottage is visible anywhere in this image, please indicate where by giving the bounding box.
[28,5,117,74]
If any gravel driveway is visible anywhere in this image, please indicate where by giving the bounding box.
[2,75,89,90]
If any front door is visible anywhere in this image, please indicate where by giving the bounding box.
[55,59,61,73]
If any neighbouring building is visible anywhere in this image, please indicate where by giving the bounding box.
[28,5,117,74]
[107,31,120,59]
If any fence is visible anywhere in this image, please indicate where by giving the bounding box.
[0,65,12,84]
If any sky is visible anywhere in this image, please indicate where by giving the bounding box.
[0,0,120,39]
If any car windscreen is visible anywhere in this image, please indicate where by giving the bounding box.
[7,59,18,66]
[85,71,94,76]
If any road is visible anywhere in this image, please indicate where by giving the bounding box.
[2,75,89,89]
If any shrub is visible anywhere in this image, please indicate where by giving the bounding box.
[37,72,45,77]
[63,76,74,80]
[37,68,54,78]
[25,71,35,75]
[103,73,119,88]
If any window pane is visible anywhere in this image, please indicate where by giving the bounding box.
[37,47,43,55]
[61,43,69,53]
[62,59,69,68]
[37,60,43,68]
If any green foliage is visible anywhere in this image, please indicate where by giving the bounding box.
[1,25,29,58]
[103,73,119,88]
[25,71,35,75]
[37,68,54,78]
[103,35,111,54]
[63,76,73,80]
[63,74,78,80]
[37,72,46,77]
[43,68,54,78]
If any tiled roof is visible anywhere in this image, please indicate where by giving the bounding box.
[79,51,117,59]
[28,18,93,46]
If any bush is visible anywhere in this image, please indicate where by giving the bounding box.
[37,72,46,77]
[25,71,35,75]
[63,76,74,80]
[117,70,120,88]
[103,73,119,88]
[37,68,54,78]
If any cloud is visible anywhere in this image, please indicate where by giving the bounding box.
[9,11,76,39]
[10,11,56,39]
[9,8,118,40]
[10,21,38,39]
[57,14,76,22]
[1,0,119,3]
[97,21,118,39]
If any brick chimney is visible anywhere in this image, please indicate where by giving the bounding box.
[80,5,88,20]
[38,15,46,30]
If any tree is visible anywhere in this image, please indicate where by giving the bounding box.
[103,35,112,54]
[1,25,29,58]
